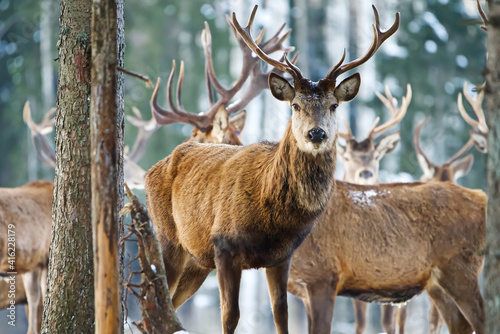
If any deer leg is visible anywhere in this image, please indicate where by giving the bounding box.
[435,269,484,334]
[162,241,189,297]
[22,268,41,334]
[304,282,336,334]
[38,266,47,332]
[427,285,473,334]
[429,303,444,334]
[215,252,242,334]
[352,299,369,334]
[171,259,211,309]
[381,304,395,334]
[397,304,407,334]
[265,259,291,334]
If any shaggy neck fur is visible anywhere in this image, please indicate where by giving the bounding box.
[261,121,336,216]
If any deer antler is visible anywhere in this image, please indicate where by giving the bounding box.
[338,117,355,141]
[457,82,488,134]
[413,117,438,170]
[326,5,400,82]
[477,0,488,31]
[151,61,218,132]
[125,106,160,163]
[23,101,56,167]
[232,5,303,81]
[368,84,412,138]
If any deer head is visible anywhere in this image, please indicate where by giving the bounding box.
[151,16,295,145]
[233,5,400,157]
[414,82,487,182]
[337,84,411,184]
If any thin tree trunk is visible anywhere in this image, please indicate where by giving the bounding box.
[484,0,500,332]
[90,0,123,332]
[41,0,94,333]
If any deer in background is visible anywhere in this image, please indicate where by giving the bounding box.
[267,9,486,334]
[338,84,411,185]
[415,82,488,184]
[0,102,54,334]
[414,82,488,334]
[338,84,411,334]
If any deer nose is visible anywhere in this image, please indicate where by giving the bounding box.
[308,128,326,144]
[359,170,373,179]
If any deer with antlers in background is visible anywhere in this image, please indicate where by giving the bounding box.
[337,84,411,333]
[145,5,399,333]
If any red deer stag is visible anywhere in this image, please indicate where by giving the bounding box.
[150,15,295,145]
[338,84,411,185]
[338,84,411,334]
[281,24,486,334]
[414,83,488,334]
[145,5,399,334]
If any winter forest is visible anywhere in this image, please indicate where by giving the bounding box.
[0,0,499,333]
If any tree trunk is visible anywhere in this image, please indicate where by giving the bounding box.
[90,0,124,332]
[41,0,94,333]
[485,1,500,332]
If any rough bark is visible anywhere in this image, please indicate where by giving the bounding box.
[485,1,500,332]
[90,0,124,332]
[41,0,94,333]
[122,185,184,334]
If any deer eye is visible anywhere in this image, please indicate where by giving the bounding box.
[330,104,338,112]
[292,103,301,112]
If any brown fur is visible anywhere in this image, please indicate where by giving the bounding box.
[288,181,486,334]
[0,180,53,334]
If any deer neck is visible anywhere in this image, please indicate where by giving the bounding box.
[262,122,336,216]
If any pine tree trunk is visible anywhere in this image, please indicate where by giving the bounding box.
[41,0,94,333]
[485,1,500,332]
[90,0,124,332]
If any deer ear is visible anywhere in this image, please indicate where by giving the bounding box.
[375,131,401,158]
[229,110,246,132]
[269,73,295,101]
[334,73,361,102]
[450,154,474,181]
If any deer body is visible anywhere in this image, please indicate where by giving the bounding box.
[0,180,52,334]
[288,180,486,334]
[147,125,335,269]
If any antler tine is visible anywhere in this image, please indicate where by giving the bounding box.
[23,101,57,167]
[370,84,411,138]
[150,72,215,132]
[413,117,435,168]
[327,5,400,81]
[232,5,303,81]
[338,117,355,140]
[125,106,160,163]
[477,0,488,31]
[459,82,488,133]
[226,52,299,115]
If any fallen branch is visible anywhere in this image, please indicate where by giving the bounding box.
[121,183,184,334]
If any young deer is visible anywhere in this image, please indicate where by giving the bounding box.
[277,22,485,334]
[145,5,399,334]
[338,84,411,334]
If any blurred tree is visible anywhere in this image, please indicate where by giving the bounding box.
[484,0,500,331]
[41,0,94,332]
